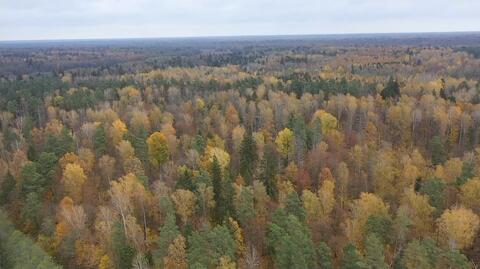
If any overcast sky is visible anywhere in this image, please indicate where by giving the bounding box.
[1,0,479,41]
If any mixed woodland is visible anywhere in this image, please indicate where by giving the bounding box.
[1,34,480,268]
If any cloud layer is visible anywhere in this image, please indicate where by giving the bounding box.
[1,0,479,40]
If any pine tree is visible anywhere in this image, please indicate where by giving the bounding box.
[239,132,258,185]
[260,143,278,199]
[211,156,225,224]
[94,123,108,156]
[364,234,388,269]
[111,221,136,269]
[154,213,180,268]
[429,136,446,165]
[317,242,333,269]
[380,77,400,100]
[341,243,365,269]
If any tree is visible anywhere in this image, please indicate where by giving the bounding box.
[317,242,333,269]
[380,77,400,100]
[275,128,294,162]
[341,243,365,269]
[62,163,86,202]
[171,189,196,226]
[239,132,258,184]
[400,239,436,269]
[147,131,170,167]
[164,235,188,269]
[21,162,45,195]
[211,157,226,224]
[437,206,480,250]
[259,143,278,198]
[312,110,338,136]
[284,192,306,222]
[419,178,445,214]
[364,234,388,269]
[187,225,236,269]
[154,213,180,268]
[98,255,114,269]
[111,221,136,269]
[430,136,446,165]
[460,178,480,213]
[94,123,108,156]
[346,193,389,245]
[234,185,255,227]
[267,212,316,269]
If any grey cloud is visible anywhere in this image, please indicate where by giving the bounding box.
[1,0,479,40]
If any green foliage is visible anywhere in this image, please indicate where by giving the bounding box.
[0,210,61,269]
[112,221,136,269]
[44,127,75,157]
[364,214,393,245]
[284,192,306,222]
[21,162,46,195]
[364,234,388,269]
[154,213,180,269]
[0,173,15,205]
[235,186,255,226]
[429,136,447,165]
[21,192,42,231]
[341,243,365,269]
[317,241,333,269]
[267,211,316,269]
[239,132,258,184]
[380,77,400,100]
[260,143,278,199]
[94,123,108,156]
[187,225,236,268]
[419,178,445,214]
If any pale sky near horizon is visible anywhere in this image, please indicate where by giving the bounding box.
[1,0,479,41]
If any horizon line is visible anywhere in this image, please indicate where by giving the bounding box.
[1,30,480,43]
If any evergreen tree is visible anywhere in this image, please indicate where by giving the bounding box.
[111,221,136,269]
[380,77,400,100]
[317,241,333,269]
[94,123,108,156]
[284,192,306,222]
[260,143,278,199]
[21,162,46,195]
[429,136,446,165]
[341,243,365,269]
[239,131,258,185]
[0,173,15,205]
[419,178,445,215]
[267,211,316,269]
[154,213,180,268]
[211,156,226,224]
[364,234,388,269]
[187,225,236,268]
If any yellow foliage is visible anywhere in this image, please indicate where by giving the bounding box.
[171,189,197,225]
[204,146,230,169]
[275,128,294,159]
[346,193,389,245]
[62,163,87,202]
[313,109,338,135]
[460,178,480,213]
[437,207,480,250]
[164,235,188,269]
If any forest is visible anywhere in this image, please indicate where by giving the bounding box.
[1,33,480,268]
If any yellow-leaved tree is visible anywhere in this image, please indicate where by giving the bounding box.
[147,131,170,167]
[437,207,480,250]
[346,192,390,245]
[275,128,294,161]
[312,109,338,135]
[62,163,87,202]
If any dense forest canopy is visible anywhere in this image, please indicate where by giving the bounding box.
[1,33,480,269]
